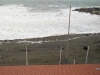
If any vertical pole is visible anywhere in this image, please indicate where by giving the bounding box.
[66,6,71,64]
[85,46,89,64]
[73,58,75,64]
[59,46,62,65]
[26,45,28,66]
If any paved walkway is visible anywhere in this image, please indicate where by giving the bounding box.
[0,64,100,75]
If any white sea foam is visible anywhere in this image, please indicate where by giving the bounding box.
[0,5,100,40]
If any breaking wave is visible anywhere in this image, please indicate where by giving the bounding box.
[0,4,100,40]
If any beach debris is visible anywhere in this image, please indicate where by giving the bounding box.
[19,49,30,52]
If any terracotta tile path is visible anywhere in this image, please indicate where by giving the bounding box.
[0,64,100,75]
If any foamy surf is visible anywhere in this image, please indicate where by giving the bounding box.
[0,4,100,40]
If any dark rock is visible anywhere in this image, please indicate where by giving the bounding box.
[73,7,100,15]
[84,46,88,50]
[85,34,89,36]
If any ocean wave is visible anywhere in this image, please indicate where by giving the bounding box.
[0,4,100,40]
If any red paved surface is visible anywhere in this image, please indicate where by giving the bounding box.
[0,64,100,75]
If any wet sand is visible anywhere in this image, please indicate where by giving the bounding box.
[0,33,100,66]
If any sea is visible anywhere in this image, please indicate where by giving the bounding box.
[0,0,100,40]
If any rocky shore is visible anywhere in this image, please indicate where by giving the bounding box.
[73,7,100,15]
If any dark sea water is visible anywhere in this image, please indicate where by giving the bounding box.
[0,0,100,40]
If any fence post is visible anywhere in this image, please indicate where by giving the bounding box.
[26,45,28,65]
[73,58,75,64]
[85,46,89,64]
[59,46,62,65]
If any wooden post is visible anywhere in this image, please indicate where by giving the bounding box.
[85,46,89,64]
[59,46,62,65]
[26,45,28,66]
[73,59,75,64]
[66,6,71,64]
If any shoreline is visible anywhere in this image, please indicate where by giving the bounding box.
[0,33,100,42]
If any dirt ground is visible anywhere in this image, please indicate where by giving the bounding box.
[0,33,100,66]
